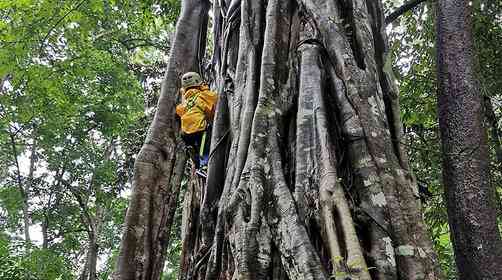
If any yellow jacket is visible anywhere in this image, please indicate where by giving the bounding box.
[176,84,217,134]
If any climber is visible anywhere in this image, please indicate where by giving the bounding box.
[176,72,217,172]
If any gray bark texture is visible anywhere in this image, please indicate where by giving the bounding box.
[112,0,206,278]
[436,1,502,279]
[177,0,442,280]
[115,0,443,279]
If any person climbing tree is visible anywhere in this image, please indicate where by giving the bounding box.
[176,72,217,172]
[114,1,444,279]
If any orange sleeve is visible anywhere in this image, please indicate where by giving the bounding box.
[200,90,218,120]
[176,104,186,117]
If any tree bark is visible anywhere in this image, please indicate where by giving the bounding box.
[79,228,99,280]
[78,202,103,280]
[77,142,114,280]
[176,0,442,279]
[112,0,208,279]
[436,1,502,279]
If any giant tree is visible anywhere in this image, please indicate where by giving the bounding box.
[115,0,443,279]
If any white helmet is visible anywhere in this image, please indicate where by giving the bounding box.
[181,72,203,88]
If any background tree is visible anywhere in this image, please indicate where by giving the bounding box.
[388,0,502,277]
[436,0,502,278]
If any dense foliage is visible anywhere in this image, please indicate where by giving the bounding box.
[0,0,179,278]
[0,0,500,279]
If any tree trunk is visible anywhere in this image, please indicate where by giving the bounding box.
[176,0,441,279]
[436,1,502,279]
[88,236,98,280]
[41,214,49,249]
[79,229,99,280]
[75,192,101,280]
[8,130,32,244]
[25,134,37,243]
[78,143,112,280]
[112,0,207,278]
[85,206,102,280]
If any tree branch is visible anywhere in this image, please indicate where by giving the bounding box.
[117,38,169,51]
[385,0,428,25]
[39,0,86,54]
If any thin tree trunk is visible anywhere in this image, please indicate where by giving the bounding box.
[113,0,208,278]
[8,130,32,244]
[73,192,98,280]
[179,171,203,280]
[42,177,59,250]
[77,142,111,280]
[41,214,49,249]
[79,226,100,280]
[436,1,502,279]
[87,206,103,280]
[79,250,90,280]
[25,134,37,242]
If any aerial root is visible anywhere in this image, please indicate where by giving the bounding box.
[295,36,371,279]
[319,176,371,280]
